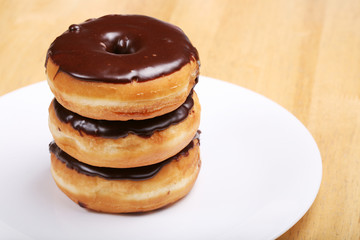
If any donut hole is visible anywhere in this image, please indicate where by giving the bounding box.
[105,36,140,55]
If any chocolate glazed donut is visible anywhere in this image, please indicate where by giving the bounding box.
[50,135,201,213]
[48,91,201,168]
[46,15,200,120]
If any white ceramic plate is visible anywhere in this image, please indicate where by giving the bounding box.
[0,76,321,240]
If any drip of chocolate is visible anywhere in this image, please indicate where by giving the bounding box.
[49,132,200,180]
[46,15,199,83]
[53,91,195,138]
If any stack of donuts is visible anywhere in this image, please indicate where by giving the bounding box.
[46,15,201,213]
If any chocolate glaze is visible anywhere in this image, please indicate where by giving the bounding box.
[53,91,195,138]
[49,131,200,180]
[78,201,87,208]
[46,15,199,83]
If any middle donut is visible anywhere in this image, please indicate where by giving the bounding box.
[49,91,200,168]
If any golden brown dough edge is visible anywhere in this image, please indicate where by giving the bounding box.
[46,56,199,120]
[50,140,201,213]
[48,92,201,168]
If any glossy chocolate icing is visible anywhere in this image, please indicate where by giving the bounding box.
[49,132,200,180]
[46,14,199,83]
[53,91,195,138]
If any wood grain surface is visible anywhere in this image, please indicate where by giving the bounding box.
[1,0,359,239]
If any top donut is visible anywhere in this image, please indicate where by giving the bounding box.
[46,14,200,120]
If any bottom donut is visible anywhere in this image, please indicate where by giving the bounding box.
[49,135,201,213]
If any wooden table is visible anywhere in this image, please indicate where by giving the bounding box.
[1,0,359,239]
